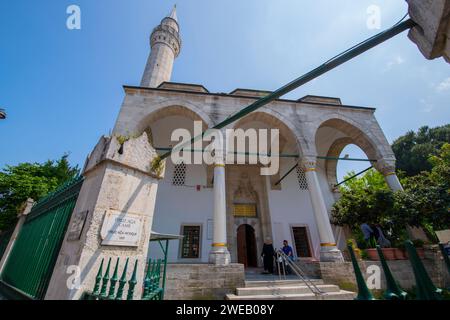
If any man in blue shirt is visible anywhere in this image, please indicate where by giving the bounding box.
[281,240,294,275]
[282,240,294,260]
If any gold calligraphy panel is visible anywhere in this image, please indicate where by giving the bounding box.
[233,204,257,217]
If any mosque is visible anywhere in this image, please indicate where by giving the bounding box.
[111,6,403,267]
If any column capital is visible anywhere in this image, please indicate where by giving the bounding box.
[374,158,397,176]
[213,150,226,167]
[19,198,34,217]
[301,155,317,172]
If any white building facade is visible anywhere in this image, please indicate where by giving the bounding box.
[112,7,402,267]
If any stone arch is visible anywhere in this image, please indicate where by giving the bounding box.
[324,137,355,186]
[314,116,385,187]
[232,109,305,156]
[135,99,215,135]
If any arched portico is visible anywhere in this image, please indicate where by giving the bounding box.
[314,117,402,191]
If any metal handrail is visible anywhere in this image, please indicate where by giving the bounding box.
[275,249,325,296]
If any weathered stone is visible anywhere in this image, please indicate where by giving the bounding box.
[45,133,161,300]
[407,0,450,63]
[163,264,245,300]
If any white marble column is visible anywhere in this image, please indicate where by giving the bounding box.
[209,151,231,265]
[302,157,343,262]
[375,158,404,191]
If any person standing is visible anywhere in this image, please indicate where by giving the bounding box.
[261,237,275,274]
[360,223,375,248]
[281,240,294,274]
[282,240,294,260]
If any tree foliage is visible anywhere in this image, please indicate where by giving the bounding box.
[398,143,450,231]
[332,143,450,244]
[331,169,393,229]
[0,155,79,231]
[392,124,450,176]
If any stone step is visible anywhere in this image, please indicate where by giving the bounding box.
[236,284,341,296]
[226,290,356,300]
[244,279,324,288]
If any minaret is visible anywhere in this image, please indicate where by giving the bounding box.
[141,5,181,88]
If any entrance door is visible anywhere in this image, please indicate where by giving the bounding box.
[237,224,258,267]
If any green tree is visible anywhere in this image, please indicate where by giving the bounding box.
[332,143,450,245]
[332,169,394,231]
[392,124,450,176]
[398,143,450,232]
[0,155,79,230]
[339,168,388,192]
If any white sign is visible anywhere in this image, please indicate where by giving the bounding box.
[100,212,143,247]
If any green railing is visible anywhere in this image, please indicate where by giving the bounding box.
[142,259,163,300]
[348,241,445,300]
[83,258,164,300]
[0,176,84,300]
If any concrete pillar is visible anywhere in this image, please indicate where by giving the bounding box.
[45,133,162,300]
[0,199,34,274]
[302,156,343,262]
[209,150,231,266]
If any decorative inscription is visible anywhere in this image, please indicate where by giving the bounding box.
[100,212,143,247]
[233,204,257,217]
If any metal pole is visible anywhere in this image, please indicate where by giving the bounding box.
[317,156,377,162]
[160,19,416,160]
[334,166,373,187]
[156,147,375,161]
[274,162,299,186]
[161,239,169,300]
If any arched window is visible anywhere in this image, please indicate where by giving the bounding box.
[172,162,186,186]
[296,166,308,190]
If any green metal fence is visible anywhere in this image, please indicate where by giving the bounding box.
[0,176,84,300]
[82,258,164,301]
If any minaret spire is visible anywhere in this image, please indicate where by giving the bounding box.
[169,5,177,22]
[140,6,182,88]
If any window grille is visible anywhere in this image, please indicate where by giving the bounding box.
[296,166,308,190]
[181,225,201,259]
[172,162,186,186]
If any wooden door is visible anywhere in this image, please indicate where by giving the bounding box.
[246,226,258,267]
[237,225,248,267]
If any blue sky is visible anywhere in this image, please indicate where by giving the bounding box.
[0,0,449,180]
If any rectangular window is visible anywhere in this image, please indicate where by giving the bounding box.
[292,226,312,258]
[180,225,201,259]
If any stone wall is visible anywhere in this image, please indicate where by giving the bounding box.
[164,264,245,300]
[294,260,322,279]
[320,246,450,291]
[407,0,450,63]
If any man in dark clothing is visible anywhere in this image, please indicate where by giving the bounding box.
[261,238,275,274]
